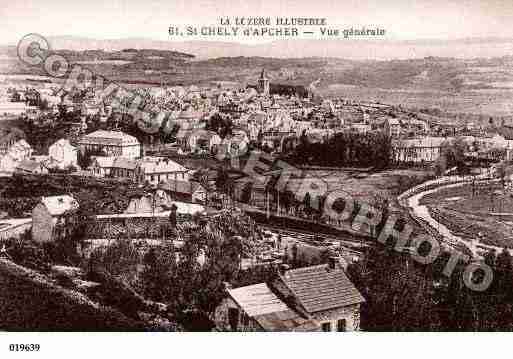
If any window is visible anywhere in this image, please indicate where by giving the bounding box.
[321,322,331,332]
[337,319,347,332]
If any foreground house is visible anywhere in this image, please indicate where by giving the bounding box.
[32,195,80,243]
[215,261,365,331]
[217,283,320,331]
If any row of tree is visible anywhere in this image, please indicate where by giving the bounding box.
[348,239,513,331]
[287,131,393,169]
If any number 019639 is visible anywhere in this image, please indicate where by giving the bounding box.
[9,344,40,352]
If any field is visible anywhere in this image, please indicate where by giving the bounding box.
[303,168,433,206]
[321,84,513,117]
[420,182,513,249]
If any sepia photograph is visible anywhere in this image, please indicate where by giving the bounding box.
[1,0,513,356]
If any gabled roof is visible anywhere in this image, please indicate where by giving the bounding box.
[280,264,365,313]
[227,283,319,331]
[15,159,43,173]
[139,156,188,174]
[158,179,203,195]
[228,283,289,316]
[79,130,140,146]
[112,157,139,170]
[50,139,76,151]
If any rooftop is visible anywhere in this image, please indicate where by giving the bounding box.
[282,264,365,313]
[228,283,289,317]
[40,195,79,216]
[158,179,203,195]
[228,283,319,331]
[139,157,188,174]
[79,130,140,146]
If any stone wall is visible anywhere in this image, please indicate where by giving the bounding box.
[311,304,361,331]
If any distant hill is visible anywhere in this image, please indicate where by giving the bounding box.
[3,36,513,115]
[10,35,513,60]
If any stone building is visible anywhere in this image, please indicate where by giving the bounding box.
[215,260,365,331]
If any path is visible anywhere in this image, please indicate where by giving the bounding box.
[402,174,505,257]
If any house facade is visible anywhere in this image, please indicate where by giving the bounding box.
[49,139,78,169]
[159,180,207,204]
[78,130,141,159]
[393,136,447,163]
[89,156,190,184]
[384,117,401,137]
[138,156,190,185]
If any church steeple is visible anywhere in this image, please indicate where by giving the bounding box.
[257,68,270,95]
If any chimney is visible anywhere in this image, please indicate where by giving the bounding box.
[279,263,290,275]
[328,256,339,270]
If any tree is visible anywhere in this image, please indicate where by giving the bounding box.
[441,137,466,172]
[303,192,311,213]
[434,155,447,177]
[215,167,229,193]
[140,245,176,302]
[496,248,513,299]
[168,203,178,230]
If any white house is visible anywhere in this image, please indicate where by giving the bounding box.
[89,156,115,177]
[0,154,18,177]
[138,156,190,185]
[384,117,401,137]
[48,139,78,169]
[393,136,448,163]
[7,139,33,161]
[78,130,141,159]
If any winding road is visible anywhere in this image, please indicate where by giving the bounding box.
[401,173,504,258]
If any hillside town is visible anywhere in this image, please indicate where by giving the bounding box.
[2,65,513,333]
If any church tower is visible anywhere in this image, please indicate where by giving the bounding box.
[257,68,270,96]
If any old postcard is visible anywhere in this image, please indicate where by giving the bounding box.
[1,0,513,356]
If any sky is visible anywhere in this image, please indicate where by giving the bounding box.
[2,0,513,44]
